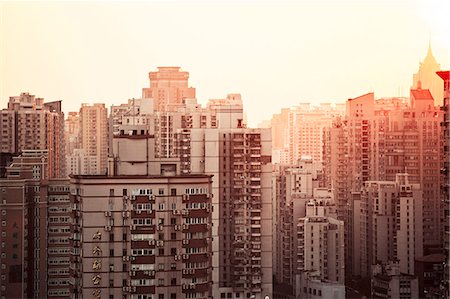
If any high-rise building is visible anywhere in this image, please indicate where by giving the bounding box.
[358,174,423,277]
[70,174,213,299]
[65,112,80,155]
[70,111,215,299]
[0,150,71,298]
[0,92,65,178]
[142,67,196,112]
[269,103,345,165]
[79,103,108,175]
[297,197,345,283]
[324,91,443,281]
[272,157,321,291]
[107,68,273,299]
[437,70,450,297]
[412,44,443,106]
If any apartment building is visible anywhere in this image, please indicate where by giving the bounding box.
[272,157,321,290]
[107,68,273,299]
[359,174,423,277]
[0,150,71,298]
[142,67,196,112]
[269,103,345,165]
[437,70,450,297]
[79,103,108,175]
[324,90,443,280]
[70,174,213,299]
[297,197,345,285]
[65,112,80,155]
[0,92,65,178]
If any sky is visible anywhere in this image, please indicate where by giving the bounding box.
[1,1,449,127]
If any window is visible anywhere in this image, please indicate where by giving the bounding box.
[171,189,176,196]
[171,233,176,240]
[171,248,177,256]
[171,278,176,286]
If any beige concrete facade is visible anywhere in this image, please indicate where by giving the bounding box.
[70,174,213,299]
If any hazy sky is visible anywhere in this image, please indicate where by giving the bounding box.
[1,1,449,126]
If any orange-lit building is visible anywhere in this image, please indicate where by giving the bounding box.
[412,44,443,106]
[324,90,444,281]
[142,67,196,112]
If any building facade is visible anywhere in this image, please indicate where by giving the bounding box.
[0,92,65,178]
[79,103,108,175]
[0,150,71,298]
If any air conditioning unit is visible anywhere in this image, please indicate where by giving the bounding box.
[174,255,181,261]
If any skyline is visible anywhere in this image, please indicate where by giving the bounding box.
[1,1,450,127]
